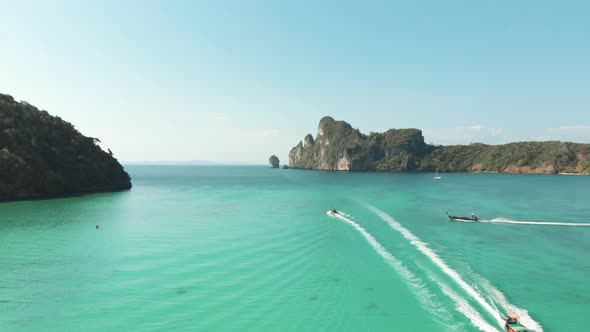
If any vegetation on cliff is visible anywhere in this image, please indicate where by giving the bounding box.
[0,93,131,201]
[289,116,590,174]
[424,141,590,174]
[289,116,430,171]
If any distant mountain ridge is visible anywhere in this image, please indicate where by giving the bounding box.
[0,93,131,201]
[289,116,590,175]
[123,161,262,166]
[124,160,219,165]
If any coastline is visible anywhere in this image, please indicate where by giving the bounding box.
[286,167,589,176]
[0,186,132,204]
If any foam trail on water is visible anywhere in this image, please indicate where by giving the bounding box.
[327,211,457,329]
[415,262,498,332]
[366,204,543,330]
[483,218,590,227]
[476,276,544,332]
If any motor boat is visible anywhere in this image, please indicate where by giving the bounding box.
[447,211,478,221]
[505,313,530,332]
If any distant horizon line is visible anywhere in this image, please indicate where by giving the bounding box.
[121,160,271,166]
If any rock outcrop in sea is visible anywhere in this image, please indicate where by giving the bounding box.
[269,155,279,168]
[0,93,132,201]
[289,116,590,174]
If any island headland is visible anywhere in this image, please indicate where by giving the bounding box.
[289,116,590,175]
[0,93,132,201]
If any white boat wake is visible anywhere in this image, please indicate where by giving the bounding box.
[366,204,544,332]
[476,275,544,332]
[415,261,498,332]
[326,211,461,329]
[482,218,590,227]
[328,210,492,332]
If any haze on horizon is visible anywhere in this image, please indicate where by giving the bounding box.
[1,1,589,164]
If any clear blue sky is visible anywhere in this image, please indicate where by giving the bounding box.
[1,1,589,164]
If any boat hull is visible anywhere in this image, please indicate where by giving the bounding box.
[505,323,530,332]
[447,215,478,222]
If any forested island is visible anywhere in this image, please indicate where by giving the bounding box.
[289,116,590,175]
[0,93,131,201]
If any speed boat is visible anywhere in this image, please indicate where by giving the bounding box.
[328,208,339,215]
[505,313,530,332]
[447,212,478,221]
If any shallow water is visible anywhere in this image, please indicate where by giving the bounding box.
[1,166,589,331]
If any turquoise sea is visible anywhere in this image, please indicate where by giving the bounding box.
[1,166,589,331]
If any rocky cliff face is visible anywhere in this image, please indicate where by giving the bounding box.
[269,155,279,168]
[289,116,359,170]
[0,93,132,201]
[289,116,428,171]
[289,117,590,174]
